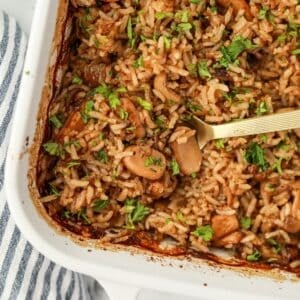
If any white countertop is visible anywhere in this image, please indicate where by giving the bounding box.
[0,1,200,299]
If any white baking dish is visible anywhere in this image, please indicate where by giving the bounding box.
[4,0,300,299]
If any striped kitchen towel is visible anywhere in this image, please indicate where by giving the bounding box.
[0,11,106,300]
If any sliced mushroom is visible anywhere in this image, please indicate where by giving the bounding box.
[170,127,202,175]
[57,110,84,143]
[217,0,252,21]
[212,215,239,240]
[154,73,181,103]
[292,189,300,218]
[214,231,243,247]
[83,63,106,87]
[283,215,300,234]
[122,98,146,138]
[123,146,166,180]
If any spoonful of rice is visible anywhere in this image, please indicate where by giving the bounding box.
[188,109,300,149]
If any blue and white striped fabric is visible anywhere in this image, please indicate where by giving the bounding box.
[0,11,106,300]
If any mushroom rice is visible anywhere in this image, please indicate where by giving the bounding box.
[36,0,300,270]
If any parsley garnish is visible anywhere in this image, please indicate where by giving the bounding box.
[92,200,109,212]
[96,150,108,163]
[186,100,201,112]
[187,63,197,77]
[260,134,267,143]
[144,156,163,167]
[155,12,173,20]
[256,101,269,116]
[49,115,63,129]
[245,142,268,170]
[163,36,172,50]
[49,184,60,196]
[81,101,94,123]
[219,36,256,68]
[124,199,150,229]
[240,217,252,230]
[258,7,273,20]
[267,238,283,254]
[292,48,300,55]
[191,0,202,3]
[72,76,83,84]
[67,161,81,168]
[247,250,261,262]
[133,55,144,69]
[198,61,212,79]
[192,225,214,242]
[215,139,225,149]
[272,157,284,174]
[170,159,180,175]
[93,84,121,109]
[119,109,129,120]
[43,142,64,157]
[136,97,152,111]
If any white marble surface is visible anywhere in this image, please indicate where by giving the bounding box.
[0,1,200,299]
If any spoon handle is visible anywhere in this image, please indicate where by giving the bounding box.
[212,110,300,139]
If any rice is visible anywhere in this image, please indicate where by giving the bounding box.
[36,0,300,271]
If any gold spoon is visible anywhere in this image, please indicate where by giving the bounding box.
[188,110,300,149]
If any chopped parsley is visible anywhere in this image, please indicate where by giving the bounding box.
[81,101,94,123]
[96,150,108,163]
[63,209,90,224]
[133,55,144,69]
[292,48,300,55]
[136,97,152,111]
[186,100,201,112]
[240,217,252,230]
[72,76,83,84]
[258,6,273,21]
[267,238,283,254]
[93,84,121,109]
[245,142,268,170]
[272,157,284,174]
[127,16,137,48]
[155,115,167,128]
[176,211,184,221]
[155,12,173,20]
[187,63,197,77]
[67,161,81,168]
[192,225,214,242]
[215,139,225,149]
[144,156,163,167]
[176,22,193,32]
[210,6,218,14]
[256,101,269,116]
[198,61,212,79]
[108,93,121,109]
[276,141,290,152]
[49,184,60,196]
[247,250,261,262]
[49,115,63,129]
[260,134,267,143]
[191,0,202,3]
[77,209,91,224]
[119,109,129,120]
[219,36,256,68]
[163,36,172,50]
[124,199,150,229]
[170,159,180,175]
[92,199,109,212]
[43,142,64,157]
